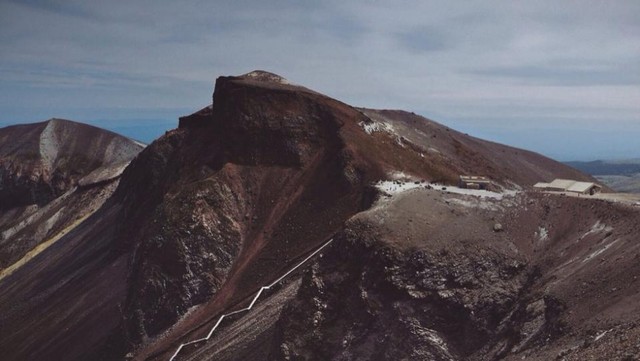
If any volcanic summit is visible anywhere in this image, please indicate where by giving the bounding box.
[0,72,638,361]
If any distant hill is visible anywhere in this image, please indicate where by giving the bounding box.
[0,118,144,209]
[594,174,640,193]
[565,159,640,193]
[0,118,144,276]
[565,159,640,176]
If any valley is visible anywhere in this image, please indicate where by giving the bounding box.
[565,160,640,194]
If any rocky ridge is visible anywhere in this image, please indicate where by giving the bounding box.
[0,71,630,361]
[0,118,143,209]
[0,118,143,274]
[268,187,640,361]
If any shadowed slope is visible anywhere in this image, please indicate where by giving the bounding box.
[0,119,144,361]
[0,71,608,361]
[0,118,143,209]
[0,119,143,273]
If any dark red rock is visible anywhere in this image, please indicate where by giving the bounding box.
[0,71,627,361]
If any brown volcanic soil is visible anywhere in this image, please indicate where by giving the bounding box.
[0,118,143,210]
[0,119,143,276]
[358,109,603,189]
[268,188,640,361]
[0,203,128,361]
[0,119,142,361]
[116,72,397,359]
[132,74,603,361]
[0,71,618,361]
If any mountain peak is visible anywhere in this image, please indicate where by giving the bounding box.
[0,118,144,209]
[46,117,71,123]
[239,70,289,84]
[3,71,626,361]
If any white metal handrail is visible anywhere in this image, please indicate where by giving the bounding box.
[168,238,333,361]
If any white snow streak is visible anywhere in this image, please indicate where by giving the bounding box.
[537,227,549,242]
[375,180,513,200]
[582,239,619,263]
[359,120,395,135]
[578,220,613,241]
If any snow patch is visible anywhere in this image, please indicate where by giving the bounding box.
[582,238,619,263]
[39,120,61,169]
[376,180,423,195]
[578,221,613,241]
[375,177,516,200]
[359,119,395,135]
[243,71,290,84]
[1,187,75,241]
[358,119,408,148]
[537,227,549,242]
[594,329,611,342]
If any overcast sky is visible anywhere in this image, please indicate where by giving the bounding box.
[1,0,639,160]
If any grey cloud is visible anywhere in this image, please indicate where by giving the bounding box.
[468,64,640,86]
[396,27,449,53]
[1,0,639,160]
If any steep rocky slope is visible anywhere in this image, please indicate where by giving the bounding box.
[268,188,640,361]
[0,71,621,361]
[0,118,143,209]
[0,119,143,275]
[359,109,595,188]
[124,72,602,361]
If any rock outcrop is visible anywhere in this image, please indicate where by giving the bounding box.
[0,118,143,209]
[0,119,143,272]
[0,71,626,361]
[268,188,640,361]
